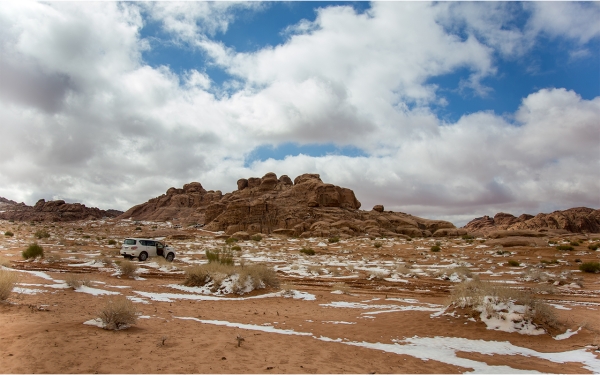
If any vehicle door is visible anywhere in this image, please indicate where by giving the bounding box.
[145,240,158,257]
[156,241,165,257]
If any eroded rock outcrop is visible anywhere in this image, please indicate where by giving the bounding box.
[0,198,122,222]
[464,207,600,235]
[119,172,458,238]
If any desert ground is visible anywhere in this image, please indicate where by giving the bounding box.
[1,219,599,373]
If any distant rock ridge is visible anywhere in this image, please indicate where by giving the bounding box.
[463,207,600,235]
[120,172,460,238]
[0,198,123,222]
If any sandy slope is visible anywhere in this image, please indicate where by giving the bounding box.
[0,219,599,373]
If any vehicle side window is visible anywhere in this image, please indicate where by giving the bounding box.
[124,239,136,245]
[147,241,156,247]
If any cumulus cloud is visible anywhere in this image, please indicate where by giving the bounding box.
[0,2,597,227]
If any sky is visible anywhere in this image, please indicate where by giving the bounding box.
[0,1,599,227]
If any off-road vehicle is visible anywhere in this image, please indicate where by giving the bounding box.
[120,238,175,262]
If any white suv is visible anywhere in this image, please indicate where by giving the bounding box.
[120,238,176,262]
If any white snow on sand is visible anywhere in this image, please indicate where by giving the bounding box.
[175,318,600,373]
[13,287,46,295]
[554,327,581,340]
[75,285,120,296]
[134,290,283,302]
[175,317,314,336]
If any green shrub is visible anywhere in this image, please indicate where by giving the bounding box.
[231,245,242,251]
[556,245,574,251]
[579,262,600,273]
[569,241,580,246]
[225,237,238,244]
[300,247,315,256]
[430,245,441,252]
[251,234,262,241]
[82,235,90,239]
[206,249,220,263]
[507,260,520,267]
[22,243,44,259]
[135,227,142,231]
[34,229,50,239]
[328,237,340,243]
[588,243,599,251]
[374,241,383,248]
[205,249,234,265]
[108,239,117,245]
[4,231,14,237]
[462,235,475,240]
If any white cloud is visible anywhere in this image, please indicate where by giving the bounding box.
[0,2,597,227]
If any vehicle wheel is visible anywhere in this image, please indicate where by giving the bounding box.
[165,253,174,262]
[138,252,148,262]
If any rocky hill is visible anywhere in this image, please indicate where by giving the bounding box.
[0,198,123,222]
[120,172,461,238]
[463,207,600,235]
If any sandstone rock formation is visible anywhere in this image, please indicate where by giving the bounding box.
[0,198,122,222]
[464,207,600,235]
[120,173,459,238]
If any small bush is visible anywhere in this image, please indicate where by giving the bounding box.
[556,245,574,251]
[462,235,475,240]
[231,245,242,251]
[65,274,92,289]
[22,243,44,259]
[579,262,600,273]
[300,247,315,256]
[135,227,142,231]
[430,245,441,252]
[82,235,90,239]
[107,239,117,245]
[225,237,238,244]
[205,249,234,265]
[0,269,18,301]
[238,264,280,289]
[184,265,213,286]
[4,231,14,237]
[328,237,340,243]
[540,259,559,265]
[118,260,138,278]
[332,282,350,294]
[507,260,520,267]
[569,241,580,247]
[374,241,383,248]
[97,296,137,330]
[251,234,262,241]
[34,229,50,239]
[588,243,599,251]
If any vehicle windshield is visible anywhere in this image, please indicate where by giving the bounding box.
[124,239,136,245]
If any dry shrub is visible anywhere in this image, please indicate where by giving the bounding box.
[98,296,137,330]
[450,280,557,329]
[307,265,323,275]
[521,268,549,282]
[238,264,279,289]
[184,263,279,291]
[0,269,18,301]
[332,282,350,294]
[22,242,44,259]
[0,256,11,268]
[65,274,92,289]
[118,260,138,278]
[369,270,388,280]
[280,283,294,296]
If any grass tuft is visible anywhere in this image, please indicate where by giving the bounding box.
[118,260,138,278]
[4,231,14,237]
[430,245,441,252]
[300,247,315,256]
[0,269,18,301]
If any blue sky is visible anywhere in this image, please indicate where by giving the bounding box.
[0,1,598,225]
